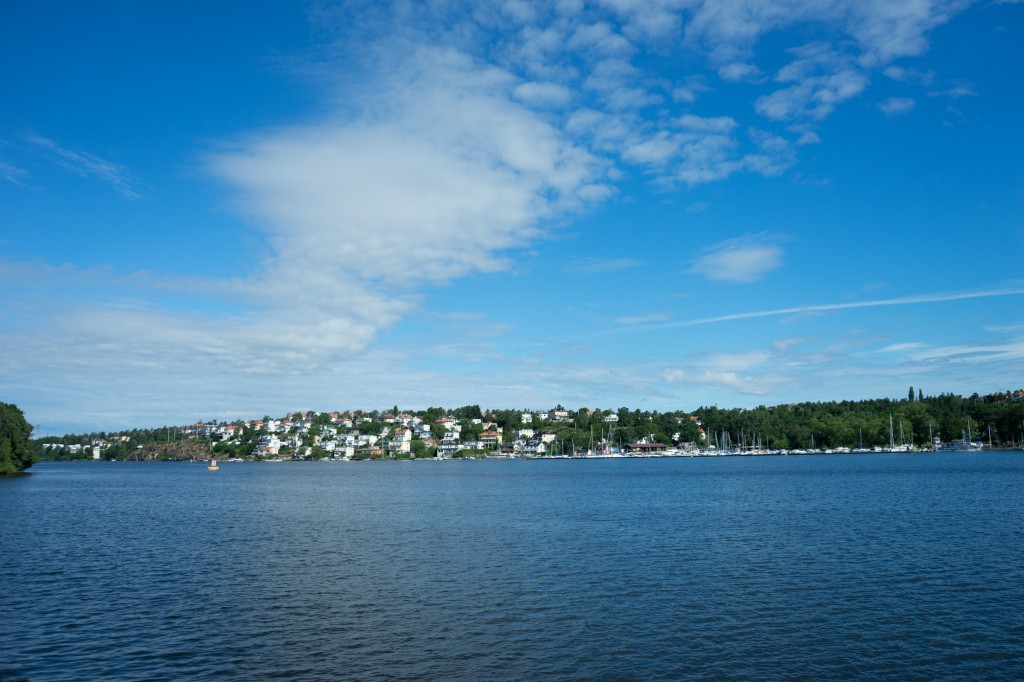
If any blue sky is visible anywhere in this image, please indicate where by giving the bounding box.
[2,0,1022,435]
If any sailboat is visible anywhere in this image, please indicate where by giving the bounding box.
[888,414,910,452]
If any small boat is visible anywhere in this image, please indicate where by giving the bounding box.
[208,459,219,471]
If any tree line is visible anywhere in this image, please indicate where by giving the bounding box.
[695,390,1024,450]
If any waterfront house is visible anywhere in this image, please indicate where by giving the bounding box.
[480,430,501,448]
[438,433,460,459]
[387,428,412,456]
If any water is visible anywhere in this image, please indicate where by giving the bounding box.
[2,453,1022,680]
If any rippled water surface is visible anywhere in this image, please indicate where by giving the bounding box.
[2,453,1023,680]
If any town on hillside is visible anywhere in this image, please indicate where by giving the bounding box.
[34,390,1024,461]
[41,406,701,461]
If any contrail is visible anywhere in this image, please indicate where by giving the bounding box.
[604,287,1024,334]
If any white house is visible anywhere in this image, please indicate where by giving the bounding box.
[388,428,413,455]
[438,433,460,459]
[549,408,570,422]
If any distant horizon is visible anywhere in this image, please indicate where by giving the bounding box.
[4,1,1023,437]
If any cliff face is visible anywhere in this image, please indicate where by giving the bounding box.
[125,440,211,461]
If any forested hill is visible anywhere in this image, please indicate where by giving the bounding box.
[695,391,1024,450]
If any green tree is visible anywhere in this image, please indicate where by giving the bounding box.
[1,402,35,474]
[410,440,431,459]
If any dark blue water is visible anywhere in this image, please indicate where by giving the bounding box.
[2,453,1023,680]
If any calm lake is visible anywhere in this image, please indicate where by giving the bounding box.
[2,453,1023,680]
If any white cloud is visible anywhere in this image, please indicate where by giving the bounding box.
[758,68,869,120]
[878,96,916,115]
[513,80,573,107]
[677,114,738,133]
[3,43,620,432]
[622,130,682,165]
[689,233,786,284]
[672,76,712,103]
[844,0,972,67]
[502,0,538,24]
[795,131,821,145]
[718,61,760,81]
[210,46,610,295]
[756,44,870,121]
[568,22,633,56]
[584,58,662,109]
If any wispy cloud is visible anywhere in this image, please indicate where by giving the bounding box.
[883,339,1024,364]
[689,233,786,284]
[928,83,977,98]
[0,159,28,186]
[565,257,644,274]
[662,356,790,396]
[773,337,814,350]
[877,342,926,353]
[24,134,141,199]
[614,312,671,325]
[883,65,935,85]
